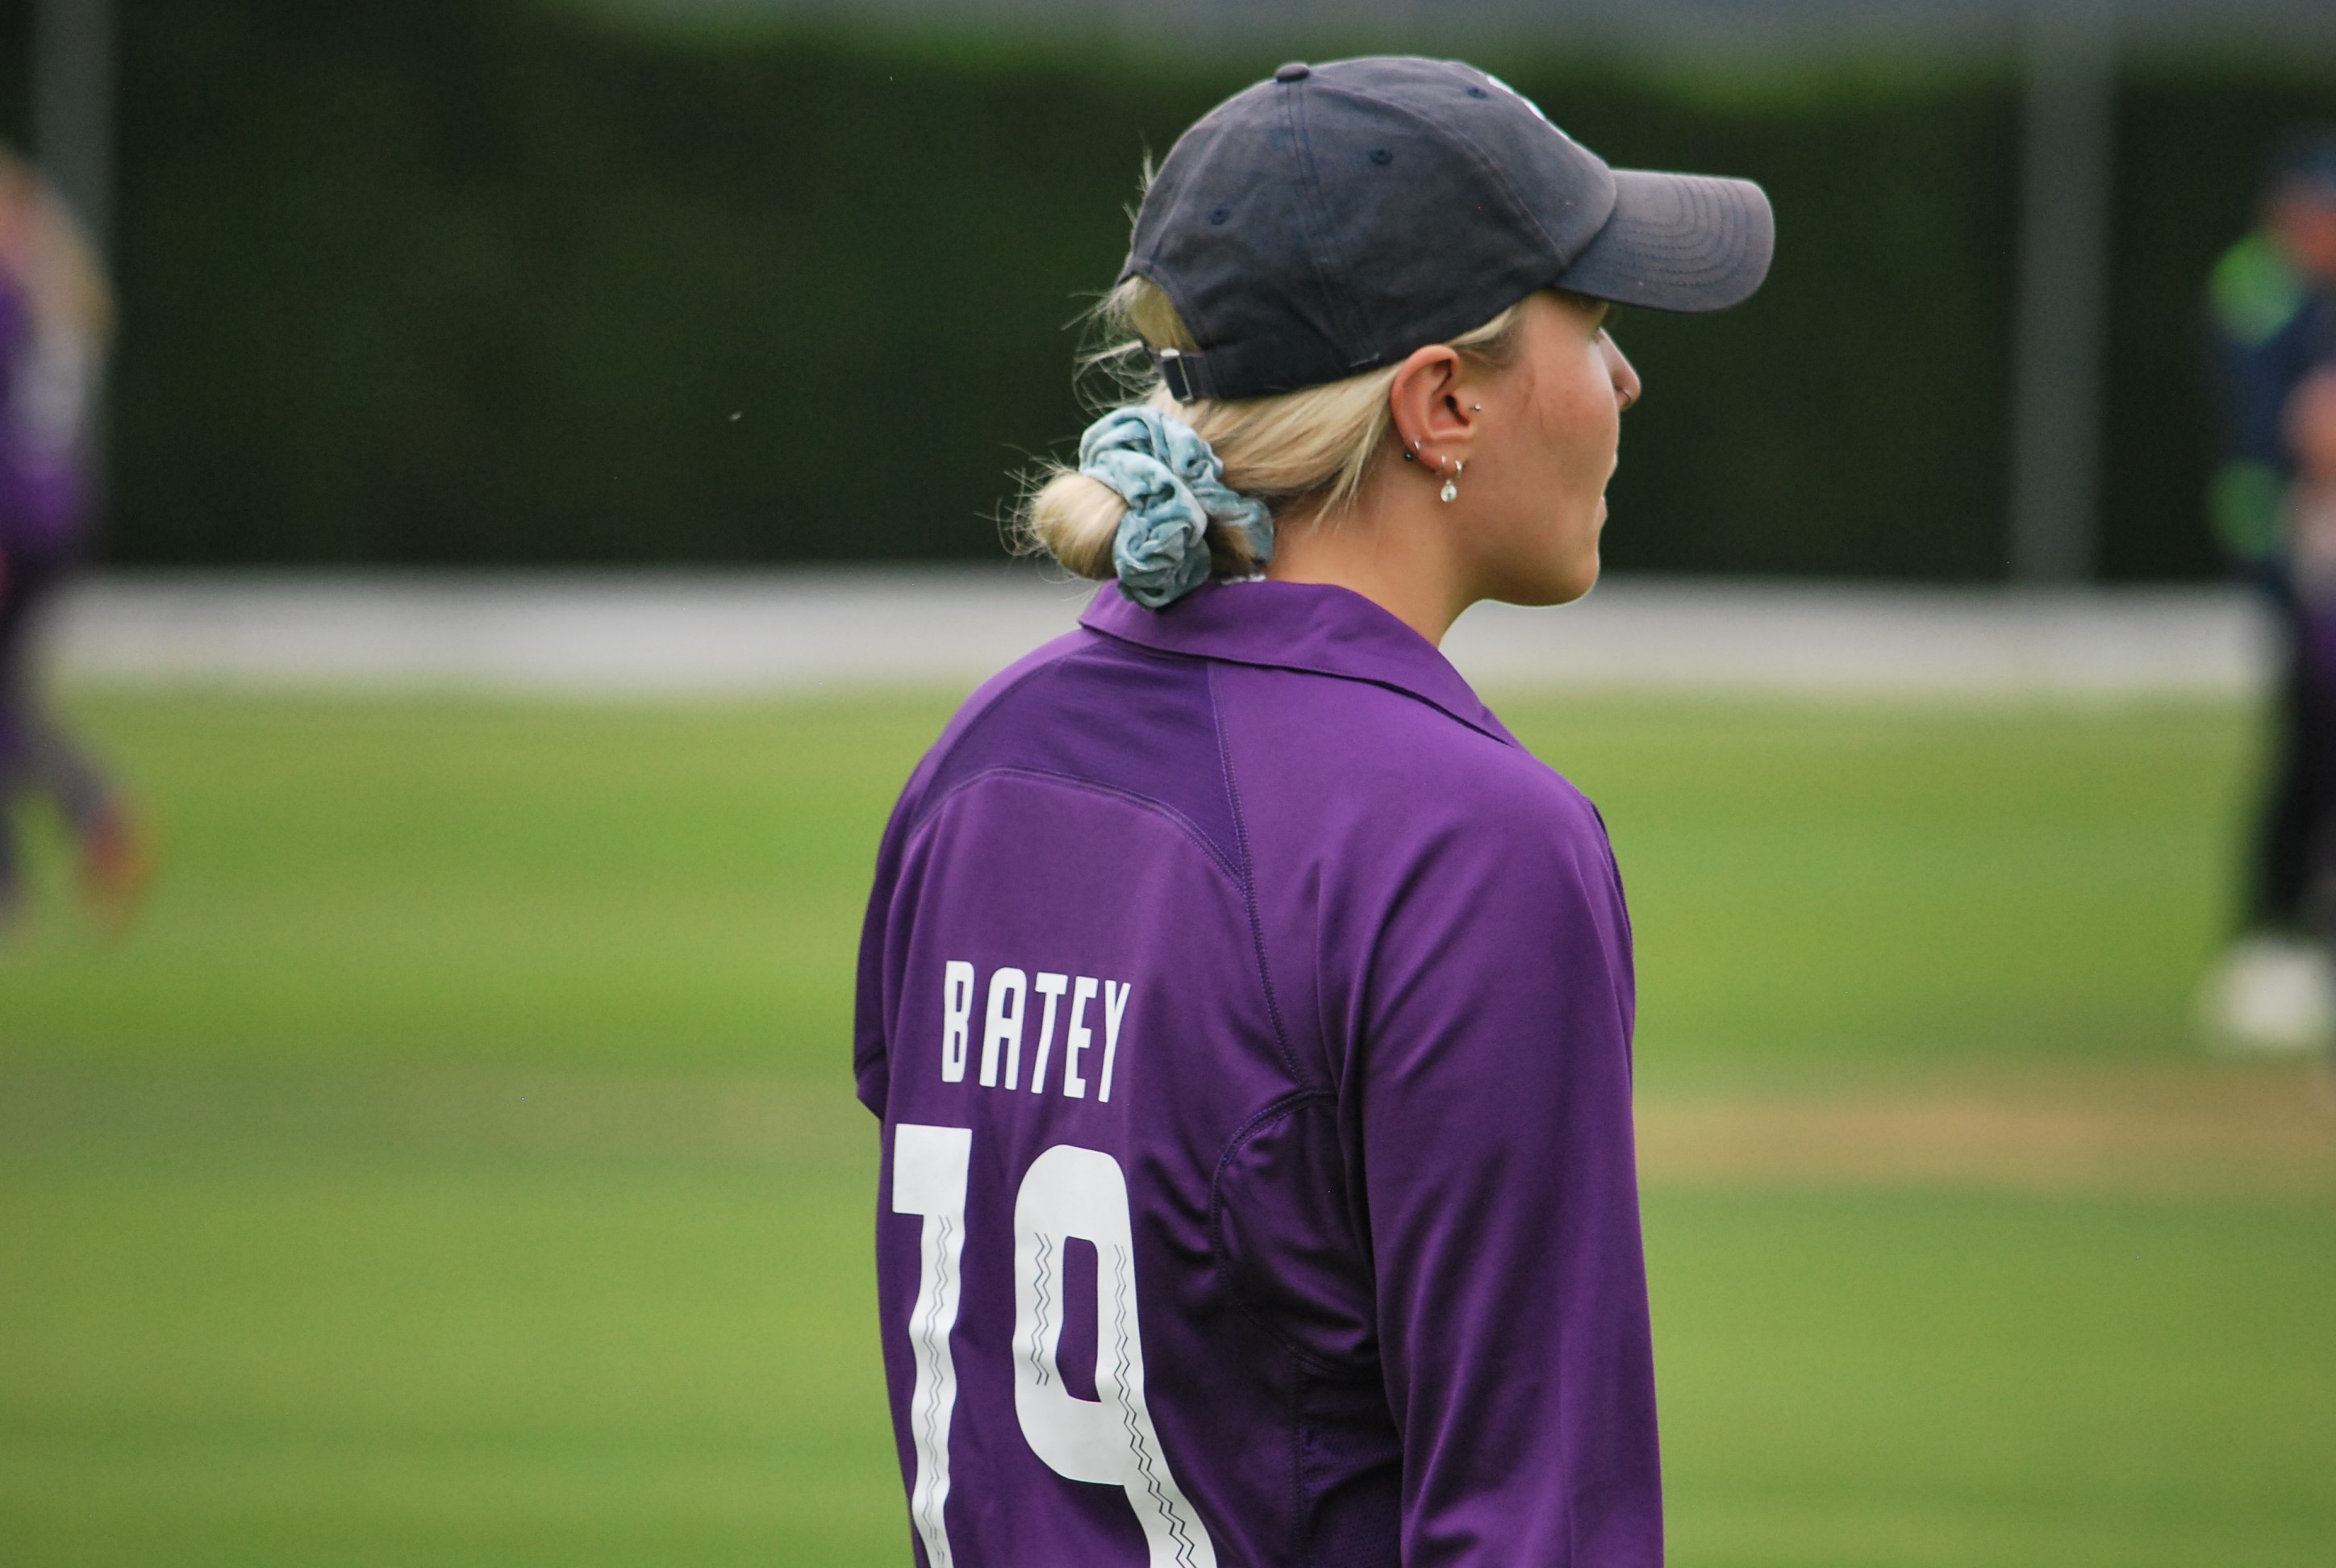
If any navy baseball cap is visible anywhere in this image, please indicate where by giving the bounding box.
[1124,56,1775,402]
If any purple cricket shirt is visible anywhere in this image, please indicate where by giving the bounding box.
[855,578,1658,1567]
[0,274,90,559]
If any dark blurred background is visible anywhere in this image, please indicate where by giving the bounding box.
[1,0,2332,580]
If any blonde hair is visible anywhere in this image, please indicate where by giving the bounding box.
[1017,274,1528,580]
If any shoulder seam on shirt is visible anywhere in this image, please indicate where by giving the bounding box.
[1210,659,1316,1091]
[910,762,1246,890]
[899,643,1082,823]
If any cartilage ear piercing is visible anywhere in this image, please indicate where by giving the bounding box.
[1471,403,1483,411]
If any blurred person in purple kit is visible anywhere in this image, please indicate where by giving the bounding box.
[0,148,148,928]
[856,58,1770,1566]
[2198,131,2336,1053]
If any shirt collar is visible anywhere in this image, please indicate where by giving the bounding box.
[1079,578,1520,748]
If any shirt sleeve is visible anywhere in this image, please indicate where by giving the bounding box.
[1352,796,1659,1567]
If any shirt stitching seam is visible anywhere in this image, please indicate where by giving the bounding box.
[1290,1353,1313,1568]
[900,638,1089,822]
[1208,1089,1371,1380]
[1210,659,1313,1090]
[909,763,1246,891]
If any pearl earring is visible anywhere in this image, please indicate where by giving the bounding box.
[1440,458,1464,504]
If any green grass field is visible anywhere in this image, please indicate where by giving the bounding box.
[2,689,2330,1566]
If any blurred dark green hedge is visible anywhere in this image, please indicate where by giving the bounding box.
[6,1,2335,577]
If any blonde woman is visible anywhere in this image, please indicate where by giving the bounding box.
[0,149,144,927]
[855,57,1771,1566]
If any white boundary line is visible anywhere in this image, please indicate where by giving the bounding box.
[42,569,2271,699]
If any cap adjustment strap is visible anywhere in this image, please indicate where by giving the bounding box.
[1152,348,1216,402]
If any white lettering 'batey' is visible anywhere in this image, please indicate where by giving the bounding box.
[1101,980,1132,1102]
[982,967,1029,1090]
[941,962,974,1084]
[943,961,1132,1103]
[1062,977,1100,1098]
[1028,973,1069,1095]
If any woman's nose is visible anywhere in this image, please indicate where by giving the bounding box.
[1604,333,1641,412]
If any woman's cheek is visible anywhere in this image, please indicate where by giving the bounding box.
[1562,395,1614,499]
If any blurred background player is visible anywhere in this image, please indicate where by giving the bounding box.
[2198,128,2336,1053]
[2268,361,2336,1061]
[0,147,148,930]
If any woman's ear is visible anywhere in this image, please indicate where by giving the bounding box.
[1387,344,1479,470]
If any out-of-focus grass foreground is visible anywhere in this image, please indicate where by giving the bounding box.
[2,686,2330,1566]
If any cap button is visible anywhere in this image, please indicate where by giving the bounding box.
[1274,62,1310,82]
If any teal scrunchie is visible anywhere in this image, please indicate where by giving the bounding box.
[1078,406,1274,610]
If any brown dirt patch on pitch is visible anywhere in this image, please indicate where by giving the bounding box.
[1636,1063,2336,1197]
[7,1062,2329,1198]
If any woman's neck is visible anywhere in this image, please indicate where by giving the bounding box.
[1263,470,1471,646]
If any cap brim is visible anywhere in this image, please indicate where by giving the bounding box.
[1554,169,1774,312]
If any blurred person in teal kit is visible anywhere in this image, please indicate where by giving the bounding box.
[2197,131,2336,1053]
[2196,131,2336,1052]
[0,148,148,929]
[2253,358,2336,1060]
